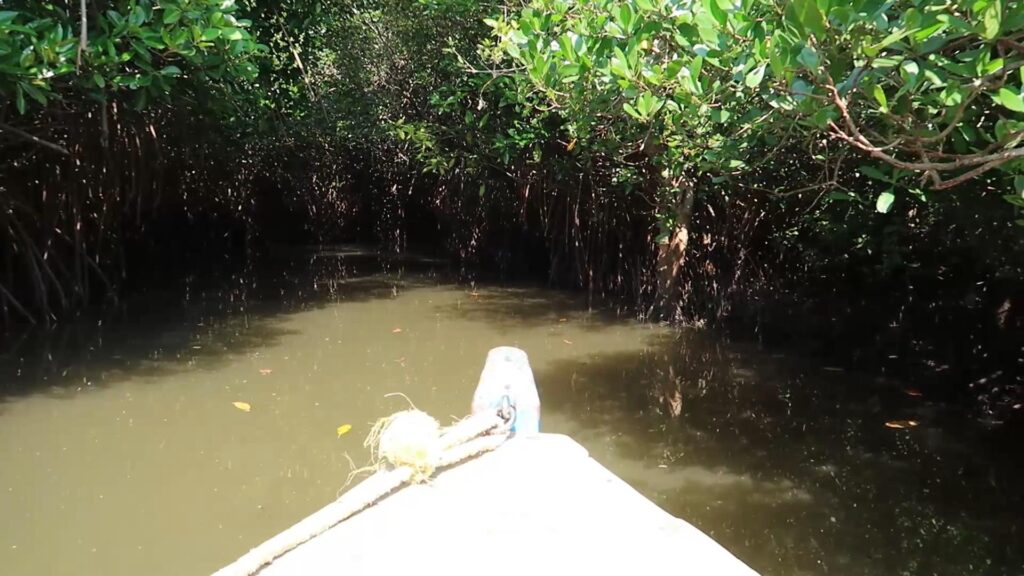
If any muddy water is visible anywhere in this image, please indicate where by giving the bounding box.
[0,250,1020,575]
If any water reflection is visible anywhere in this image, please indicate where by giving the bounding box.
[538,334,1024,575]
[0,250,1020,576]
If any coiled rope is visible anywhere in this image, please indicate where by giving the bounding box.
[212,409,512,576]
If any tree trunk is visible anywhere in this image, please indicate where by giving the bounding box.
[655,178,695,318]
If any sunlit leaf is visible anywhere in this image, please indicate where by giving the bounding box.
[745,63,766,88]
[876,191,895,213]
[336,424,352,438]
[993,88,1024,112]
[980,0,1002,39]
[873,85,888,110]
[233,401,251,412]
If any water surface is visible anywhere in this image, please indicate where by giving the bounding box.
[0,250,1020,575]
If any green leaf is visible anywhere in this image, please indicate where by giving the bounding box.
[860,165,889,181]
[710,108,731,123]
[611,46,631,78]
[163,7,182,24]
[876,190,895,213]
[201,28,221,41]
[792,0,826,38]
[994,118,1024,141]
[797,45,819,69]
[900,60,920,89]
[745,63,766,88]
[616,4,634,33]
[623,101,642,119]
[160,65,183,77]
[635,0,656,12]
[20,82,47,106]
[873,85,888,110]
[1004,194,1024,208]
[993,88,1024,112]
[93,73,106,88]
[14,84,26,115]
[706,0,727,27]
[868,28,913,52]
[1015,175,1024,195]
[980,0,1002,40]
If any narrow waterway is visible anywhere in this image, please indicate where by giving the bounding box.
[0,249,1020,575]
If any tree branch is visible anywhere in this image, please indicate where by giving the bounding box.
[77,0,87,68]
[0,122,71,155]
[824,83,1024,188]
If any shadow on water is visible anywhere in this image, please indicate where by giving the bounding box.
[0,248,447,406]
[535,331,1024,576]
[437,281,637,332]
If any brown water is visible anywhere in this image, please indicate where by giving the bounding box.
[0,250,1020,575]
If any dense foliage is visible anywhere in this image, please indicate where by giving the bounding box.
[1,0,1021,414]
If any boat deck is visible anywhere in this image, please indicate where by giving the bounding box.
[245,433,758,575]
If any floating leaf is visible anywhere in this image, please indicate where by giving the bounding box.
[904,389,923,397]
[562,339,574,345]
[233,401,251,412]
[884,420,919,429]
[391,328,403,333]
[259,368,273,375]
[336,424,352,438]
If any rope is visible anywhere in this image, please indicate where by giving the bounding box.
[212,411,511,576]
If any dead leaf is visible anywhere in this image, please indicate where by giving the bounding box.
[336,424,352,438]
[562,339,573,345]
[259,368,273,375]
[884,420,919,429]
[391,328,403,333]
[558,318,568,322]
[232,401,252,412]
[904,389,923,397]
